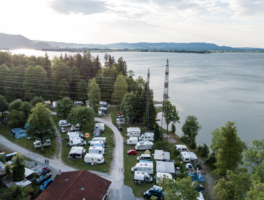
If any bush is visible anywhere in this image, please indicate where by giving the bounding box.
[175,162,186,173]
[197,144,209,157]
[205,153,217,169]
[190,142,197,150]
[178,172,188,179]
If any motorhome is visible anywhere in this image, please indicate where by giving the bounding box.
[137,154,151,161]
[134,171,153,183]
[125,137,138,145]
[139,132,154,141]
[94,123,105,133]
[67,132,85,140]
[135,141,153,151]
[131,162,154,174]
[89,146,105,154]
[84,153,105,164]
[127,127,141,137]
[98,107,107,117]
[88,137,107,144]
[181,152,198,163]
[67,138,86,146]
[174,145,190,152]
[99,101,108,107]
[34,139,51,148]
[90,140,105,148]
[156,172,174,183]
[68,147,86,159]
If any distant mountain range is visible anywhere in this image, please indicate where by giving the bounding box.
[0,32,263,51]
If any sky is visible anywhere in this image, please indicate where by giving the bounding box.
[0,0,264,47]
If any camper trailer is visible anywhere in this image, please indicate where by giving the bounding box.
[88,137,106,144]
[127,127,141,137]
[94,123,105,133]
[89,146,105,154]
[125,137,138,145]
[99,101,108,107]
[84,153,105,164]
[90,140,105,147]
[174,145,190,152]
[67,132,85,140]
[67,138,86,146]
[135,141,153,151]
[156,172,174,183]
[181,152,198,163]
[70,124,81,131]
[137,154,151,161]
[98,107,107,117]
[131,162,154,174]
[139,132,154,141]
[68,147,86,159]
[134,171,153,183]
[34,139,51,148]
[58,120,70,127]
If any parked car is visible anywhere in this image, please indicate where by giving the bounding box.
[36,173,52,184]
[36,167,51,176]
[118,126,122,131]
[143,185,164,199]
[127,149,137,155]
[61,127,66,133]
[40,179,53,191]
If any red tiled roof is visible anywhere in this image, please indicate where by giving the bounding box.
[37,170,111,200]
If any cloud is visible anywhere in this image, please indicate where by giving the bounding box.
[49,0,107,15]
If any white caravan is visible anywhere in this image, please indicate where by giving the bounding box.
[134,171,153,183]
[68,147,86,159]
[88,137,107,144]
[90,140,105,147]
[156,172,174,183]
[33,139,51,148]
[131,162,154,174]
[70,124,81,131]
[135,141,153,151]
[84,153,104,164]
[89,146,105,154]
[127,127,141,137]
[125,137,138,145]
[67,138,86,146]
[94,123,105,133]
[181,152,198,163]
[139,132,154,141]
[58,120,70,127]
[174,145,190,152]
[137,154,151,161]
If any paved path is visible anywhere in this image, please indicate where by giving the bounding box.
[53,125,62,161]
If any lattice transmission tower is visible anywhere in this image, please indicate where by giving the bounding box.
[145,68,150,131]
[160,60,169,135]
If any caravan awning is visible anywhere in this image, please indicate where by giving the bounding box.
[154,150,170,160]
[25,168,35,178]
[69,147,83,155]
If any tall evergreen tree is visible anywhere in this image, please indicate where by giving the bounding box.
[0,64,9,96]
[75,53,82,69]
[154,123,161,142]
[70,66,81,99]
[0,95,9,117]
[77,79,87,102]
[43,52,51,77]
[11,154,25,182]
[93,55,101,76]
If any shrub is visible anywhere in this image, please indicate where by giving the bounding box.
[178,172,188,179]
[190,142,197,150]
[197,144,209,157]
[205,153,217,169]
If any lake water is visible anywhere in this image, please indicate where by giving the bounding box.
[3,49,264,147]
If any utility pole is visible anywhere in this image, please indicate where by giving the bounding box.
[145,68,150,131]
[160,60,169,141]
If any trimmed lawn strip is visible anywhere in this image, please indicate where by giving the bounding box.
[0,124,56,158]
[52,115,114,173]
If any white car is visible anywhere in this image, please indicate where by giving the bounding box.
[58,120,71,127]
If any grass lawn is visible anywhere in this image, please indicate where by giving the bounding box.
[52,115,114,173]
[0,123,56,159]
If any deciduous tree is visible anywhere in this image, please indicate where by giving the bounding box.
[246,180,264,200]
[121,92,139,126]
[8,109,24,127]
[0,95,9,117]
[77,79,87,102]
[210,121,246,176]
[27,103,56,151]
[111,75,127,104]
[20,101,32,122]
[11,153,25,182]
[163,100,180,135]
[0,64,9,95]
[87,78,101,111]
[181,115,201,147]
[30,96,44,107]
[56,97,74,119]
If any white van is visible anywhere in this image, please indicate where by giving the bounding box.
[88,137,106,144]
[131,162,154,174]
[68,147,86,159]
[134,171,153,183]
[84,153,104,164]
[90,140,105,147]
[58,120,70,127]
[156,172,174,183]
[89,146,105,154]
[127,127,141,137]
[181,152,198,163]
[135,141,153,151]
[137,154,151,161]
[34,139,51,148]
[70,124,81,131]
[125,137,138,145]
[139,132,154,141]
[95,123,105,133]
[174,145,190,152]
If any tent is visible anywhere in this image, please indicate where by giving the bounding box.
[10,128,27,139]
[197,173,206,182]
[188,172,198,182]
